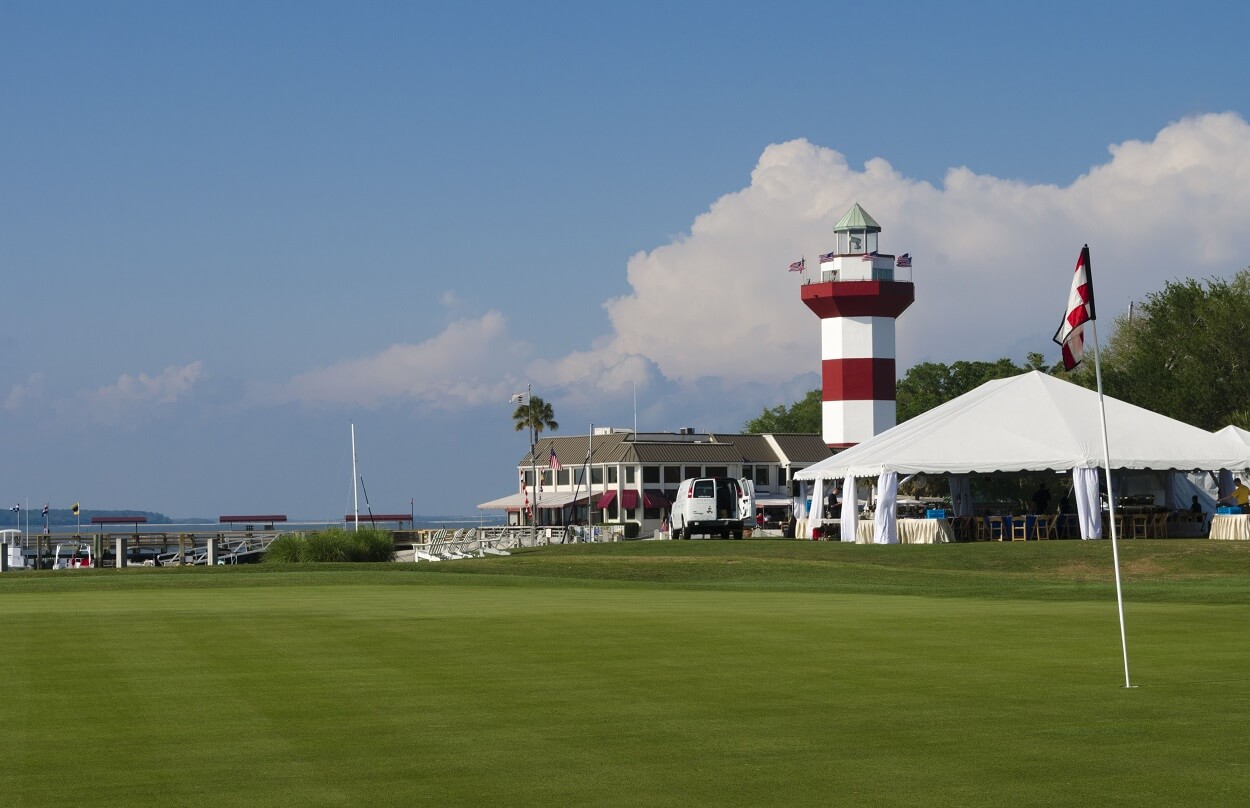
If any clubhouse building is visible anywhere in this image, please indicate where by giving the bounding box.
[478,428,833,534]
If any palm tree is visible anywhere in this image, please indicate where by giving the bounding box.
[512,395,559,451]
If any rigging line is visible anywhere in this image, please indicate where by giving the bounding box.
[359,475,376,522]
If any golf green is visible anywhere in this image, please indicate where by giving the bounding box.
[1,546,1247,807]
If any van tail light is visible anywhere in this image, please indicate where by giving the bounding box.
[687,487,693,498]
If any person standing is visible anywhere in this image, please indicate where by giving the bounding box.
[1031,483,1052,514]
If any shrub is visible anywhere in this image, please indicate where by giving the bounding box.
[263,527,395,563]
[300,530,353,562]
[264,534,305,563]
[347,527,395,562]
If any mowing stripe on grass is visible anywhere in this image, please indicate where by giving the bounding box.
[1,579,1247,807]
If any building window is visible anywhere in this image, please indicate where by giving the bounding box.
[592,467,603,485]
[625,508,637,521]
[557,469,570,486]
[684,466,701,480]
[541,470,552,486]
[575,468,586,485]
[663,465,682,484]
[625,466,636,484]
[742,464,753,481]
[706,466,727,479]
[755,466,770,487]
[643,466,660,484]
[607,466,618,484]
[523,470,534,487]
[644,505,662,520]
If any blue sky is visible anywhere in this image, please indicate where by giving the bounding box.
[3,1,1249,519]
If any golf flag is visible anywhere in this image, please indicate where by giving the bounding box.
[72,502,80,516]
[42,503,48,517]
[1053,245,1096,370]
[10,505,18,513]
[509,392,526,404]
[549,447,563,472]
[788,258,805,272]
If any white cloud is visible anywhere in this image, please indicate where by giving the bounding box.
[260,311,533,408]
[76,362,206,424]
[262,113,1250,417]
[594,112,1250,382]
[5,372,46,411]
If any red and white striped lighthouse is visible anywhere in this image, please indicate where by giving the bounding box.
[800,204,914,448]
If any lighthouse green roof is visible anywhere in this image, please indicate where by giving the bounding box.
[833,203,881,233]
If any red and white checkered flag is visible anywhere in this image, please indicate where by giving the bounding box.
[1053,245,1096,370]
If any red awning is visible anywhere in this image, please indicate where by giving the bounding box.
[596,491,617,509]
[619,490,639,509]
[642,490,670,508]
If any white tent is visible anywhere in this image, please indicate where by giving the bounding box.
[1216,424,1250,447]
[795,371,1250,542]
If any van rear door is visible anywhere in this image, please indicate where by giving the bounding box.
[691,478,717,521]
[737,478,755,522]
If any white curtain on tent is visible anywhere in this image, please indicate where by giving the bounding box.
[1073,467,1102,539]
[874,471,898,544]
[840,476,858,543]
[948,474,974,517]
[809,477,824,537]
[793,482,808,520]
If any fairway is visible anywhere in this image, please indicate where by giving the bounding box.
[2,542,1248,807]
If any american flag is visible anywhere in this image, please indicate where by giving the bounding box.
[1053,245,1096,370]
[788,258,805,272]
[549,447,563,471]
[818,251,836,262]
[895,253,912,268]
[861,251,879,261]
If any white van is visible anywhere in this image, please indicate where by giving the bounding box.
[669,477,755,539]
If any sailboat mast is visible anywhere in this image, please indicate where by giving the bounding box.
[351,422,359,531]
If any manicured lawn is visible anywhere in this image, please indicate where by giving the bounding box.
[1,541,1247,806]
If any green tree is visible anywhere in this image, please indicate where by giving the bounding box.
[512,394,559,448]
[1067,270,1250,430]
[743,388,822,433]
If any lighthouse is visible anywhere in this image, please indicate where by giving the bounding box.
[800,204,914,448]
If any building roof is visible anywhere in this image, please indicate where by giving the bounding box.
[518,431,831,468]
[833,203,881,233]
[768,434,838,464]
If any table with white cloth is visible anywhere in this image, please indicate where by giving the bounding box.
[855,518,954,544]
[1209,514,1250,541]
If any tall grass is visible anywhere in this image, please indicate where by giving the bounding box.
[263,527,395,563]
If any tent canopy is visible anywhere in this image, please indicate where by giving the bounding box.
[1216,424,1250,447]
[796,371,1250,481]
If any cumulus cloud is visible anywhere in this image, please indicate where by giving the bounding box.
[595,112,1250,383]
[258,311,533,408]
[264,113,1250,417]
[75,361,206,425]
[5,372,46,411]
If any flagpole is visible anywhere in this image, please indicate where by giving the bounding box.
[1090,318,1132,689]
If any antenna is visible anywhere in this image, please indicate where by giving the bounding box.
[633,381,638,436]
